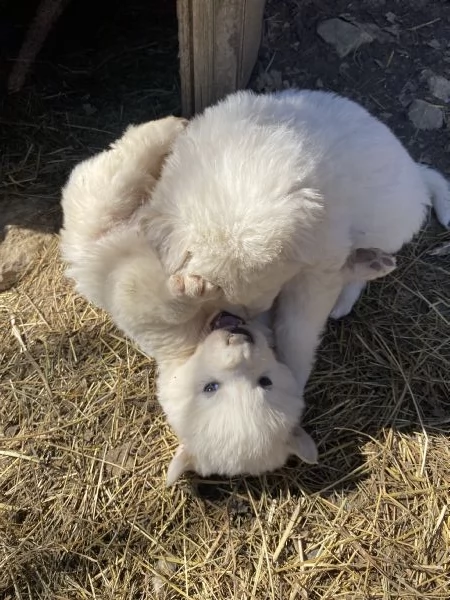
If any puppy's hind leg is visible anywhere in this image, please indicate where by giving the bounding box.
[418,164,450,229]
[331,248,396,319]
[330,281,366,320]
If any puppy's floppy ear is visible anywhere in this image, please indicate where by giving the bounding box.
[288,426,318,465]
[166,444,193,487]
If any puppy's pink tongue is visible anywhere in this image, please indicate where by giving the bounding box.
[211,311,245,331]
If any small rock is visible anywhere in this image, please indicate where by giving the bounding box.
[427,38,441,50]
[359,22,392,43]
[428,74,450,102]
[385,12,397,24]
[317,18,374,58]
[339,15,393,43]
[408,99,444,130]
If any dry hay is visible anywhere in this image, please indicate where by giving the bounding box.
[0,214,449,599]
[1,0,450,596]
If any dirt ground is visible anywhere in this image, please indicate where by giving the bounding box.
[1,1,449,599]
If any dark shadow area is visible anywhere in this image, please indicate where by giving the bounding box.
[0,0,179,237]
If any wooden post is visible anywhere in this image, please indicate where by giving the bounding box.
[177,0,266,117]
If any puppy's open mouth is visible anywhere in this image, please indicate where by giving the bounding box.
[210,311,255,344]
[210,311,246,331]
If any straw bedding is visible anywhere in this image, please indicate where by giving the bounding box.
[1,215,449,599]
[1,0,450,597]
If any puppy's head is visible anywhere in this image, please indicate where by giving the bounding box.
[158,312,318,485]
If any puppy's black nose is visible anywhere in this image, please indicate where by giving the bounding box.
[227,326,254,345]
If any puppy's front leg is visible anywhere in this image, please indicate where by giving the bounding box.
[274,270,344,391]
[331,248,397,319]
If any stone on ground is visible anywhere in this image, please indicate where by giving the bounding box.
[408,99,444,130]
[317,18,374,58]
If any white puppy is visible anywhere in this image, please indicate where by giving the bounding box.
[60,118,318,485]
[143,89,450,393]
[60,116,394,485]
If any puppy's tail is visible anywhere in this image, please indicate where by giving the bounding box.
[418,164,450,229]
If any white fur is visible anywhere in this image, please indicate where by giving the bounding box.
[144,89,450,389]
[60,117,319,485]
[330,281,367,320]
[61,90,450,484]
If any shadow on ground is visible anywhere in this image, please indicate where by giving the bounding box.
[0,0,180,236]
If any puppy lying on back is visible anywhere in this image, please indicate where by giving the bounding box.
[60,118,393,485]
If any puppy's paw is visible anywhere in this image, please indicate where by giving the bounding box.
[169,274,222,300]
[344,248,396,282]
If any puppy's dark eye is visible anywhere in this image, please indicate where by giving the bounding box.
[203,382,220,393]
[258,376,273,389]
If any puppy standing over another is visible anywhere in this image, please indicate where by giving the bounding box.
[61,117,318,484]
[60,118,394,485]
[143,89,450,393]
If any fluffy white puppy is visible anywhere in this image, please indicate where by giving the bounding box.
[143,89,450,392]
[60,117,319,485]
[60,116,394,485]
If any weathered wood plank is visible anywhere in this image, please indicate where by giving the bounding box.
[177,0,266,116]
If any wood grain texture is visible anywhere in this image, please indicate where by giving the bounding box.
[177,0,266,116]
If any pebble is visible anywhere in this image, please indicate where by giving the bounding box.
[317,18,374,58]
[428,74,450,103]
[427,38,441,50]
[408,99,444,130]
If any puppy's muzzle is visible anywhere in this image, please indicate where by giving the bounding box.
[226,326,254,345]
